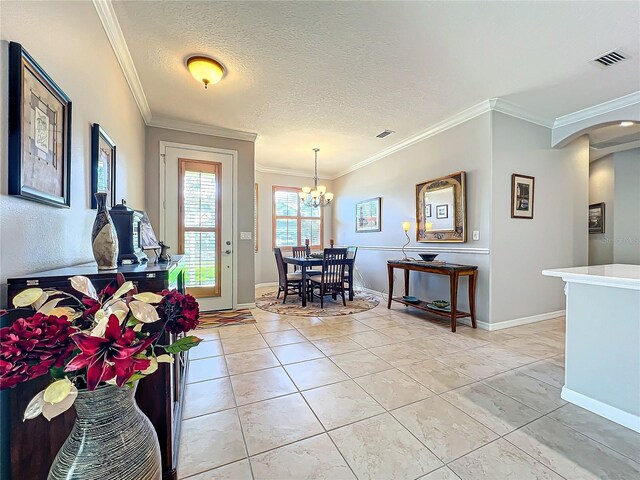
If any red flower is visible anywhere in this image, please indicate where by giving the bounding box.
[157,289,200,334]
[0,313,76,390]
[64,315,156,390]
[82,283,118,319]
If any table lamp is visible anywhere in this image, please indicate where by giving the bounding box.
[401,222,411,260]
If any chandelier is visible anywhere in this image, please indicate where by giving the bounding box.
[298,148,334,208]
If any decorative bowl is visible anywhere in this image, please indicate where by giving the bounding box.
[402,295,420,304]
[432,300,450,309]
[418,253,438,262]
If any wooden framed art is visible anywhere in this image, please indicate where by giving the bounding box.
[8,42,72,207]
[511,174,535,219]
[416,171,466,242]
[356,197,382,232]
[588,202,605,234]
[91,124,117,209]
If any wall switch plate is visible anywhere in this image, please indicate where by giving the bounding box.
[472,230,480,241]
[240,232,252,240]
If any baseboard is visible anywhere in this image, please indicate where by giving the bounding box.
[487,310,565,331]
[236,302,256,309]
[255,282,278,289]
[561,386,640,433]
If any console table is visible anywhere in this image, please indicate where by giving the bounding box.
[3,257,186,480]
[387,260,478,332]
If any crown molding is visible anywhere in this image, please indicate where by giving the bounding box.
[92,0,152,123]
[490,98,554,128]
[255,164,314,178]
[148,116,257,142]
[553,91,640,128]
[332,100,493,179]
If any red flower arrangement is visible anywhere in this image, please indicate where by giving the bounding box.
[157,289,200,334]
[0,275,201,421]
[0,313,76,389]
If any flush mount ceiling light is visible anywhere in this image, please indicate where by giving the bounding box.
[187,56,225,89]
[620,121,635,127]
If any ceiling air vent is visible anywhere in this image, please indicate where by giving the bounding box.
[591,49,628,68]
[376,130,394,138]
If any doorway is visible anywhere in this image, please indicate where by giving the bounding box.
[161,143,236,311]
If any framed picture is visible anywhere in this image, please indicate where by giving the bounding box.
[416,172,466,242]
[425,204,432,218]
[589,202,605,234]
[436,205,448,219]
[8,42,72,207]
[356,197,382,232]
[91,124,116,209]
[511,174,535,219]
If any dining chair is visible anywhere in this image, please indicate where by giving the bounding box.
[344,246,358,299]
[292,245,321,275]
[274,247,303,304]
[309,248,348,308]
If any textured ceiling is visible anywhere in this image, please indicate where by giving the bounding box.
[112,0,640,177]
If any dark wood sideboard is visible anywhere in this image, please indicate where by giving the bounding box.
[2,257,187,480]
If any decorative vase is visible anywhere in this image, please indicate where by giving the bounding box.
[91,192,119,270]
[48,384,161,480]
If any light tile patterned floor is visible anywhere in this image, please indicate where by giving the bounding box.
[178,288,640,479]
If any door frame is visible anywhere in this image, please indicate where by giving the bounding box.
[159,141,239,309]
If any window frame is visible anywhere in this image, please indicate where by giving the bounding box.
[178,158,222,298]
[272,185,324,249]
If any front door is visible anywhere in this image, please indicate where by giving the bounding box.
[163,145,233,310]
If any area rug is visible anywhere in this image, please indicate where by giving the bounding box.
[197,309,256,329]
[256,292,379,317]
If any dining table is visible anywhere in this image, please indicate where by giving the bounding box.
[283,255,355,307]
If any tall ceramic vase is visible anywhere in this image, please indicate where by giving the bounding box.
[48,384,161,480]
[92,192,119,269]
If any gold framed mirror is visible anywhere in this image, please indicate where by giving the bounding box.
[415,171,466,242]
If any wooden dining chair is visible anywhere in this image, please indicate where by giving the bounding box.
[274,247,302,304]
[309,248,348,308]
[343,246,358,299]
[292,245,320,275]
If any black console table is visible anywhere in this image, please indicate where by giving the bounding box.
[4,257,185,480]
[387,260,478,332]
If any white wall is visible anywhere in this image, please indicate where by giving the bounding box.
[255,171,334,285]
[490,112,589,325]
[0,1,146,290]
[332,113,492,323]
[613,149,640,264]
[589,155,615,265]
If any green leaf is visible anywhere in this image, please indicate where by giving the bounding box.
[126,316,140,327]
[164,336,202,354]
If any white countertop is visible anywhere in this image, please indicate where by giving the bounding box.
[542,264,640,290]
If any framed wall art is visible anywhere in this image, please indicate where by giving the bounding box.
[8,42,72,207]
[91,124,117,209]
[588,202,605,234]
[511,174,535,219]
[416,171,466,242]
[356,197,382,232]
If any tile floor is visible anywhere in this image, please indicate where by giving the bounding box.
[177,288,640,480]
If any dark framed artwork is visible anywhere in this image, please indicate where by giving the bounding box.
[436,205,449,219]
[588,202,605,234]
[356,197,382,232]
[416,171,466,242]
[425,204,432,218]
[91,124,116,209]
[8,42,72,207]
[511,174,535,219]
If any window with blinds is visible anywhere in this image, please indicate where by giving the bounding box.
[272,186,323,248]
[179,159,221,297]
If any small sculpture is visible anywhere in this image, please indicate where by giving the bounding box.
[157,241,171,263]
